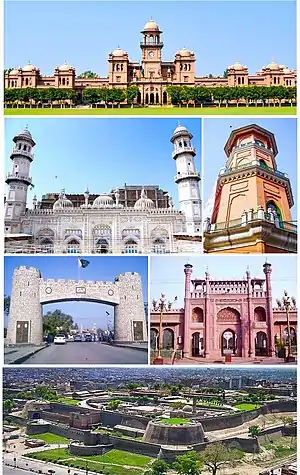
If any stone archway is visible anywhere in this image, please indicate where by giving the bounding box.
[150,328,158,350]
[191,332,203,357]
[221,329,237,356]
[7,266,147,345]
[163,328,174,349]
[254,306,266,322]
[255,331,268,356]
[192,307,204,323]
[150,93,155,104]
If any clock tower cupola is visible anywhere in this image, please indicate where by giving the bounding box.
[140,19,163,79]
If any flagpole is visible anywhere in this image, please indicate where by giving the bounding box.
[77,256,80,281]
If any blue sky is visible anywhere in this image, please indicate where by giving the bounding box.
[4,1,296,76]
[150,255,297,308]
[4,256,148,329]
[203,118,297,221]
[5,118,201,208]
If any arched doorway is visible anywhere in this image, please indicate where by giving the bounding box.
[163,328,174,350]
[191,332,203,357]
[163,91,167,104]
[221,329,237,356]
[150,93,155,104]
[145,93,149,104]
[150,328,158,350]
[156,93,159,104]
[40,238,54,253]
[255,331,268,356]
[67,239,81,253]
[152,238,166,254]
[137,92,141,104]
[95,238,109,254]
[124,239,138,254]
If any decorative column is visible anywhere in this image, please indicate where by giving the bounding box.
[263,262,275,356]
[204,270,210,357]
[246,269,252,357]
[183,263,193,357]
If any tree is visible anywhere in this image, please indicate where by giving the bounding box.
[43,309,74,335]
[223,69,229,78]
[127,383,139,390]
[248,425,260,438]
[126,85,139,106]
[280,415,294,426]
[200,442,242,475]
[77,71,98,79]
[171,401,185,410]
[173,451,202,474]
[4,295,10,317]
[3,399,14,413]
[146,460,169,475]
[108,399,121,410]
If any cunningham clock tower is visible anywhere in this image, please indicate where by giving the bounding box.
[140,20,163,79]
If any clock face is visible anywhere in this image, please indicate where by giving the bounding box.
[148,51,155,58]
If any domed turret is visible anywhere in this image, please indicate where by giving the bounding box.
[92,194,114,207]
[58,62,73,71]
[266,62,280,70]
[112,48,126,57]
[134,189,154,210]
[23,62,35,72]
[53,190,74,210]
[143,19,160,31]
[228,62,246,71]
[178,48,192,57]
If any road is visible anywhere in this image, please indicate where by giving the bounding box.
[4,468,32,475]
[22,341,147,364]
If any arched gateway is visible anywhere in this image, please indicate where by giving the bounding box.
[7,266,147,345]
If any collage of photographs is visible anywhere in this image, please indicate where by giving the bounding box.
[1,1,298,475]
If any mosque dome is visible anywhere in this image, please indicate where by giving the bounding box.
[228,62,245,71]
[173,124,189,135]
[266,62,280,70]
[8,68,18,75]
[134,189,154,210]
[143,20,159,31]
[17,128,33,139]
[58,62,73,71]
[93,194,114,207]
[53,191,74,210]
[112,48,126,57]
[178,48,192,57]
[23,63,35,72]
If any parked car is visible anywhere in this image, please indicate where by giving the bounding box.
[73,334,82,342]
[53,334,67,345]
[84,334,93,342]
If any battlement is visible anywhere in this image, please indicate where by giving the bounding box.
[14,265,41,275]
[26,207,183,216]
[115,272,141,282]
[41,278,115,286]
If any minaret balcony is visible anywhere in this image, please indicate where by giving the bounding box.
[6,173,32,186]
[11,148,34,161]
[172,146,196,159]
[140,42,164,47]
[174,171,200,183]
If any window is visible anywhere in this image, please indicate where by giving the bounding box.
[124,239,138,253]
[266,200,283,228]
[184,76,189,83]
[152,239,166,254]
[116,76,121,83]
[259,160,269,169]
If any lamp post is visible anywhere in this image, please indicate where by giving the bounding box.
[152,293,177,365]
[282,291,292,362]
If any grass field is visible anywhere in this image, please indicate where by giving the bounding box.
[56,397,80,406]
[159,417,191,425]
[234,403,262,411]
[28,448,152,474]
[30,432,70,444]
[4,106,297,116]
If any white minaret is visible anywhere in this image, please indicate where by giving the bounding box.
[170,123,202,234]
[5,127,35,234]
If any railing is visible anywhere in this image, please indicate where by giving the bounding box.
[150,349,182,359]
[219,162,288,178]
[231,141,273,154]
[208,215,297,234]
[172,146,196,158]
[11,149,34,160]
[6,173,32,184]
[174,171,200,182]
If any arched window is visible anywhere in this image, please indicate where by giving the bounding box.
[238,77,241,85]
[152,239,166,254]
[62,78,65,86]
[95,238,109,254]
[266,200,283,228]
[163,329,174,349]
[259,160,269,169]
[25,78,28,86]
[67,239,80,254]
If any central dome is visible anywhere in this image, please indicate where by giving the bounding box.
[23,63,35,72]
[134,189,154,210]
[53,191,73,210]
[178,48,192,57]
[112,48,126,57]
[266,62,280,70]
[93,194,114,207]
[59,62,73,71]
[173,124,189,135]
[228,62,246,71]
[143,19,159,31]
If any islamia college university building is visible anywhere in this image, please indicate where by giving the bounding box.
[4,20,296,105]
[150,262,298,361]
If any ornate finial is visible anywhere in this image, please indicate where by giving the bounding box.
[141,187,146,198]
[28,60,31,64]
[25,124,28,130]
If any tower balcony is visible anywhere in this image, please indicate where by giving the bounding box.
[6,173,33,186]
[174,171,201,183]
[10,148,34,161]
[219,162,288,178]
[172,146,196,159]
[140,42,164,47]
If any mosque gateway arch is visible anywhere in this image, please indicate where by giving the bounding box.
[7,266,147,345]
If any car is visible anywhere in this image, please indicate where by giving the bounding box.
[53,334,66,345]
[73,334,82,342]
[84,334,93,342]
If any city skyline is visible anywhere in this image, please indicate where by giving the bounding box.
[5,1,296,76]
[150,255,297,308]
[4,118,201,208]
[4,256,148,328]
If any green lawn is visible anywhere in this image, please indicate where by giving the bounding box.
[57,397,80,406]
[28,448,152,473]
[234,403,262,411]
[4,106,296,116]
[30,432,71,444]
[159,417,191,425]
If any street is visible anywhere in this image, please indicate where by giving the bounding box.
[22,342,148,364]
[4,468,32,475]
